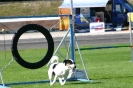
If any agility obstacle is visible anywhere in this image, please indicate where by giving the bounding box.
[128,12,133,61]
[12,24,54,69]
[47,0,91,82]
[0,24,54,88]
[64,0,90,81]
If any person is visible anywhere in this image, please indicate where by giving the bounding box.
[82,9,86,14]
[95,15,102,22]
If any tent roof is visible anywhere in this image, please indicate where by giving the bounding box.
[59,0,109,8]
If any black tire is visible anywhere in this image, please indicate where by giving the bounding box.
[11,24,54,69]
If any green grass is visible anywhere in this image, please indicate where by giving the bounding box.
[0,0,133,17]
[0,1,62,16]
[0,45,133,88]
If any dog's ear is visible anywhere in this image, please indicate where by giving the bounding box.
[63,59,74,66]
[63,60,68,66]
[63,60,72,65]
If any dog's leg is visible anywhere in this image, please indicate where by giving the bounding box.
[58,77,64,85]
[58,77,66,85]
[61,76,67,85]
[62,79,66,85]
[50,75,58,85]
[48,69,53,85]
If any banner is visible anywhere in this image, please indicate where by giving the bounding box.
[128,12,133,22]
[90,22,105,33]
[127,12,133,27]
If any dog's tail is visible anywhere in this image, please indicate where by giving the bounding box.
[47,55,59,66]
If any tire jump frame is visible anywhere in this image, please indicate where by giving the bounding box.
[0,24,54,88]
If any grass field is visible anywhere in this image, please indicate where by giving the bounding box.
[0,1,62,16]
[0,44,133,88]
[0,0,133,17]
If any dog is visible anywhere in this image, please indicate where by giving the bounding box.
[48,56,76,85]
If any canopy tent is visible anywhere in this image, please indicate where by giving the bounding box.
[59,0,109,8]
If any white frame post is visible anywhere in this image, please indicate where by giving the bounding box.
[129,12,133,61]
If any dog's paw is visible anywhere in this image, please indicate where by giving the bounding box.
[60,83,65,85]
[50,83,54,86]
[61,84,65,85]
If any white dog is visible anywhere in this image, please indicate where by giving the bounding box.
[48,56,76,85]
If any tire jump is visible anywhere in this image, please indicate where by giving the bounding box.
[11,24,54,69]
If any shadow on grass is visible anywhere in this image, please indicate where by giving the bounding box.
[1,79,101,87]
[2,80,50,86]
[69,81,101,85]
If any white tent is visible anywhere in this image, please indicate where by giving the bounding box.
[59,0,109,8]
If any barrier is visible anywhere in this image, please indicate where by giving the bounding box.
[0,17,60,32]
